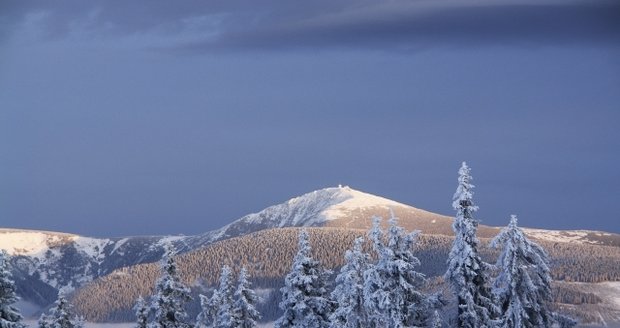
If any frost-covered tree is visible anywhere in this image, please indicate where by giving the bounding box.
[553,313,577,328]
[0,251,24,328]
[39,293,83,328]
[363,216,433,328]
[233,267,260,328]
[196,265,236,328]
[195,294,213,328]
[134,296,149,328]
[430,310,443,328]
[37,315,51,328]
[214,266,236,328]
[330,237,369,328]
[445,162,499,328]
[362,218,387,328]
[152,244,192,328]
[491,215,556,328]
[275,230,334,328]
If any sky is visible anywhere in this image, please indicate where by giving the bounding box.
[1,0,619,237]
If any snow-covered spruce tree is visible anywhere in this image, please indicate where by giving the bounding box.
[134,296,149,328]
[39,293,83,328]
[151,244,192,328]
[553,313,577,328]
[233,267,260,328]
[195,294,213,328]
[329,237,370,328]
[491,215,558,328]
[37,314,50,328]
[275,229,334,328]
[445,162,499,328]
[430,310,443,328]
[363,216,433,328]
[0,251,24,328]
[362,217,387,327]
[214,266,236,328]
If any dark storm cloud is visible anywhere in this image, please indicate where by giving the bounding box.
[2,0,619,50]
[0,0,357,40]
[185,1,620,52]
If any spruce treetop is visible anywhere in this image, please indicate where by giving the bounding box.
[363,215,432,328]
[134,296,149,328]
[491,215,555,328]
[445,162,499,328]
[234,267,260,328]
[453,161,479,213]
[214,265,236,328]
[275,229,333,328]
[152,243,192,328]
[40,292,83,328]
[330,236,369,328]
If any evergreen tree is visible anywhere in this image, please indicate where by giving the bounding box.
[330,237,369,328]
[151,244,192,328]
[37,314,50,328]
[0,251,24,328]
[491,215,555,328]
[214,266,236,328]
[275,230,334,328]
[134,296,149,328]
[363,217,387,328]
[553,313,577,328]
[430,310,443,328]
[195,294,213,328]
[39,293,83,328]
[233,267,260,328]
[445,162,498,328]
[363,216,432,328]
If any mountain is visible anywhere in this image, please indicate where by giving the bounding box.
[201,186,453,239]
[2,186,619,324]
[1,186,450,306]
[181,186,620,246]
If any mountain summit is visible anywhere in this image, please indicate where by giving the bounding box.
[202,186,451,241]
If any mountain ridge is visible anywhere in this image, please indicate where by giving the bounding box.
[1,186,619,315]
[2,186,432,307]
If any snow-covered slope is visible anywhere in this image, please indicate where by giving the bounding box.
[523,228,620,247]
[0,229,77,257]
[196,185,430,242]
[0,229,218,308]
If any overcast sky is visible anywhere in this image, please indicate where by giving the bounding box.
[1,0,619,237]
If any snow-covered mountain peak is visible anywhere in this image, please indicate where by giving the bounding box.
[321,186,408,221]
[213,186,411,236]
[284,185,402,211]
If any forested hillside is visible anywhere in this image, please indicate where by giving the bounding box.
[71,227,620,323]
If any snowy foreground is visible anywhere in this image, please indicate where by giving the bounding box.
[22,320,620,328]
[24,322,276,328]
